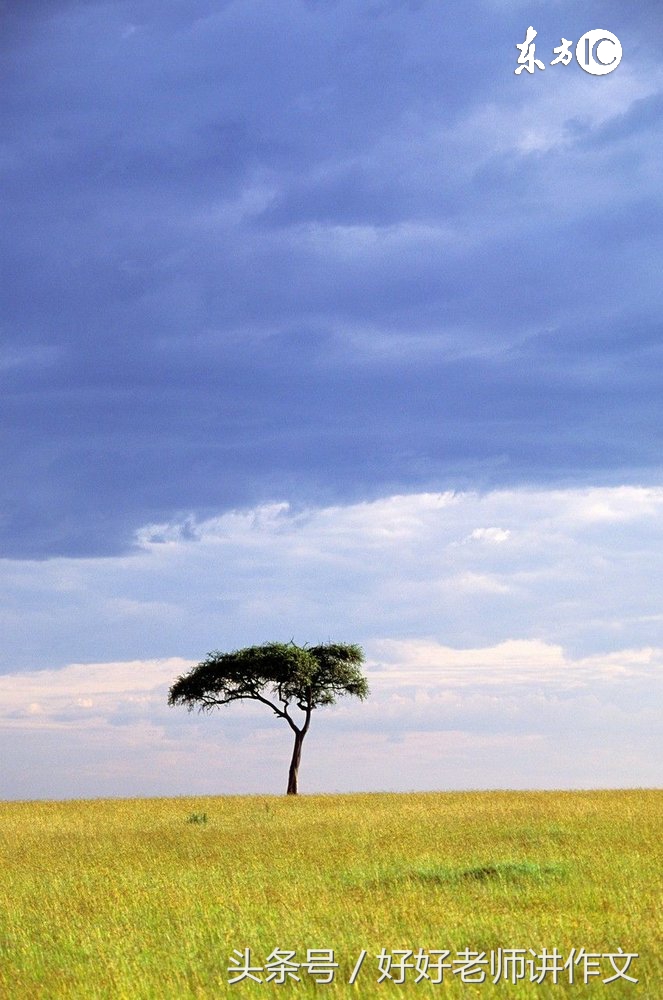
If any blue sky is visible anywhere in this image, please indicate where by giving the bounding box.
[1,1,662,798]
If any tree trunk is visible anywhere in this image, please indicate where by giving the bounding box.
[287,729,305,795]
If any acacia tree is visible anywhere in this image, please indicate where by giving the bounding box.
[168,641,368,795]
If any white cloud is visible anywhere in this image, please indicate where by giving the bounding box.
[0,658,192,729]
[469,527,511,543]
[369,637,659,686]
[448,571,511,594]
[3,485,663,676]
[560,486,663,524]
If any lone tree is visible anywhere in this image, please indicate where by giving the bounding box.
[168,641,368,795]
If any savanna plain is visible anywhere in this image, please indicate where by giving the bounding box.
[0,789,660,999]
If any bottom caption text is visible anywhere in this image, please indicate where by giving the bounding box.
[227,947,638,986]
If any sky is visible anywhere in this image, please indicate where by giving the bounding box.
[1,0,662,799]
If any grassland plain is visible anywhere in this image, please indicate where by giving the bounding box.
[0,789,660,999]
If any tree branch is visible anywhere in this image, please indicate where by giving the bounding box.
[252,691,300,732]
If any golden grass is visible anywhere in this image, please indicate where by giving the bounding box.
[0,789,660,998]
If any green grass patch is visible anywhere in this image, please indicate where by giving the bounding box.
[186,812,208,825]
[364,858,570,887]
[0,789,660,998]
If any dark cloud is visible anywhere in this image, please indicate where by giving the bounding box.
[1,0,661,556]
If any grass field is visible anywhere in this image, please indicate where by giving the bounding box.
[0,789,660,998]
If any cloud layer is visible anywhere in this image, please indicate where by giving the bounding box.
[1,637,659,800]
[1,1,662,556]
[1,485,661,797]
[4,484,663,675]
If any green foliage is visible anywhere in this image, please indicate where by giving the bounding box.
[186,812,207,825]
[168,641,368,714]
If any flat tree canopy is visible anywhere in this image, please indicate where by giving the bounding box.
[168,641,368,794]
